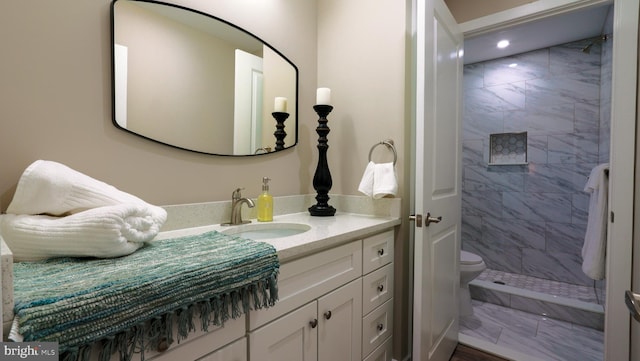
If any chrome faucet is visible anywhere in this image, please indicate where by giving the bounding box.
[223,188,255,225]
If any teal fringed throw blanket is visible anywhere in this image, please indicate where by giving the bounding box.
[12,230,279,361]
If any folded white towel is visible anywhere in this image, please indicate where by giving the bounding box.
[373,162,398,199]
[582,163,609,280]
[1,204,163,261]
[6,160,166,225]
[358,161,375,197]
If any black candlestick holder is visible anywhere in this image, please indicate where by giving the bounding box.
[309,104,336,216]
[272,112,289,151]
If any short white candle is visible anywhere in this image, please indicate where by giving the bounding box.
[316,88,331,105]
[274,97,287,112]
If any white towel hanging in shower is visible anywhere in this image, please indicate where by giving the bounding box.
[582,163,609,280]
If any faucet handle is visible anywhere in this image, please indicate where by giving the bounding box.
[232,188,244,200]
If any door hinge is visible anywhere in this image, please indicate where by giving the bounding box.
[611,211,615,223]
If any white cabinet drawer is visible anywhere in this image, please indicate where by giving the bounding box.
[362,299,393,357]
[197,337,247,361]
[362,231,394,275]
[362,263,393,316]
[249,240,363,330]
[363,336,393,361]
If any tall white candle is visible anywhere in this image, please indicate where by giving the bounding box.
[274,97,287,112]
[316,88,331,105]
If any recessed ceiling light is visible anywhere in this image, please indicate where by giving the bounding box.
[497,40,510,49]
[508,63,518,68]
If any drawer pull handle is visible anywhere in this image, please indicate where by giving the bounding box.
[377,323,384,331]
[377,284,384,292]
[309,319,318,328]
[378,248,384,256]
[324,310,332,320]
[157,337,170,352]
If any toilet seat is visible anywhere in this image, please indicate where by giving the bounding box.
[460,250,483,265]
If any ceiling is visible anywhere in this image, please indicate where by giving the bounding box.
[462,3,613,64]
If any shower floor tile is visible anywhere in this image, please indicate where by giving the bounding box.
[460,301,604,361]
[477,269,599,304]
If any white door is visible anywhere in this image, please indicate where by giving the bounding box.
[412,0,463,360]
[233,49,264,155]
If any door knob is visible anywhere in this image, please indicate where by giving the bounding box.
[625,290,640,322]
[425,212,442,226]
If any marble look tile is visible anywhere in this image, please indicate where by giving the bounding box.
[464,240,522,274]
[462,215,482,244]
[464,63,485,89]
[462,190,502,218]
[483,49,550,87]
[464,166,524,192]
[575,100,600,133]
[504,102,575,135]
[482,217,546,250]
[572,192,590,225]
[521,248,593,286]
[472,301,540,338]
[546,222,586,256]
[459,302,504,343]
[459,299,604,361]
[536,318,604,360]
[526,69,601,107]
[524,164,587,194]
[548,132,599,164]
[465,82,526,114]
[502,192,572,223]
[549,40,601,75]
[463,140,485,166]
[526,136,548,164]
[463,111,504,140]
[469,285,511,307]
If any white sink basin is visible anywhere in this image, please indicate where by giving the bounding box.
[221,222,311,240]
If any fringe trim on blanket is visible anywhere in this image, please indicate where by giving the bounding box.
[61,273,278,361]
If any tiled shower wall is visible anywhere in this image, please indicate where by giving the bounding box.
[461,36,612,287]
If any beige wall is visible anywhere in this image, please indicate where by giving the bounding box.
[317,0,410,358]
[0,0,318,209]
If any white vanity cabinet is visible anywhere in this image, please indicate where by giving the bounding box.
[248,229,395,361]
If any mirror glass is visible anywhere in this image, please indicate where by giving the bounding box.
[111,0,298,156]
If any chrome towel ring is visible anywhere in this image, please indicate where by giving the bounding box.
[368,139,397,166]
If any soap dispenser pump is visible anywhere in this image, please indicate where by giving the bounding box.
[257,177,273,222]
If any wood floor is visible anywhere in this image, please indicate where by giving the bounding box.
[449,344,509,361]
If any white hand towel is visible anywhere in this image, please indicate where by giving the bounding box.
[1,204,164,261]
[582,163,609,280]
[373,162,398,199]
[6,160,166,225]
[358,161,375,197]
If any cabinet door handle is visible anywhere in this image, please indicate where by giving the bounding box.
[309,319,318,328]
[377,284,384,292]
[377,323,384,331]
[324,310,332,320]
[377,248,385,256]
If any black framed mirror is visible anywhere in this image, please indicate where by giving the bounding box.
[111,0,298,156]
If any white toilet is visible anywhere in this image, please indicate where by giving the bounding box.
[459,250,486,316]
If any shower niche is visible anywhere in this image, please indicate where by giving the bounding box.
[488,132,528,165]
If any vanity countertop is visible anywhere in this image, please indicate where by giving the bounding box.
[157,211,401,262]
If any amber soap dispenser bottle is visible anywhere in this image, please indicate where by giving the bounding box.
[257,177,273,222]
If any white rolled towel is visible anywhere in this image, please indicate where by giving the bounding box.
[6,160,166,226]
[1,204,164,261]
